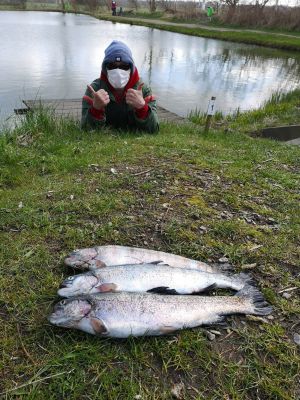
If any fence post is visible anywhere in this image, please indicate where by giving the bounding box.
[204,96,216,133]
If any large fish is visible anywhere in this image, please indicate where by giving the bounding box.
[58,263,252,298]
[64,245,222,273]
[49,287,272,338]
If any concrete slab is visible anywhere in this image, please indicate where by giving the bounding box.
[22,98,186,124]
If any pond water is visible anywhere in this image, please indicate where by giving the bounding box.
[1,10,300,123]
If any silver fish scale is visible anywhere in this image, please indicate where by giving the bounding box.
[88,292,250,336]
[66,245,216,273]
[50,287,272,337]
[88,264,242,293]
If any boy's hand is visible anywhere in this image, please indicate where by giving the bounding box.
[126,85,145,110]
[87,85,110,110]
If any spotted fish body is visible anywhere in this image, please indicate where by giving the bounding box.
[49,287,272,338]
[58,263,252,298]
[64,245,219,273]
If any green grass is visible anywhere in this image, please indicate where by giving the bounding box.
[189,89,300,134]
[208,18,300,37]
[1,100,300,399]
[97,15,300,52]
[99,15,300,51]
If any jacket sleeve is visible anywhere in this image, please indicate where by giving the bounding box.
[81,82,106,130]
[133,84,159,134]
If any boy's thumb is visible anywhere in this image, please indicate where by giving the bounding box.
[137,83,144,92]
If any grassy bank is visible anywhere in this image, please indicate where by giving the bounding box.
[189,89,300,133]
[1,100,299,398]
[1,4,300,51]
[99,15,300,52]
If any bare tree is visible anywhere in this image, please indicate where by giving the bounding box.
[71,0,78,13]
[86,0,99,12]
[104,0,111,11]
[148,0,156,12]
[20,0,27,9]
[220,0,240,8]
[253,0,270,10]
[61,0,66,12]
[128,0,139,11]
[220,0,240,20]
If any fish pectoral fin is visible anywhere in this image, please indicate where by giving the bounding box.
[159,325,178,334]
[147,286,178,295]
[202,315,226,327]
[96,283,117,292]
[93,260,107,268]
[90,318,109,335]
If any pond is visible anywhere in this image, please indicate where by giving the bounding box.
[1,10,300,123]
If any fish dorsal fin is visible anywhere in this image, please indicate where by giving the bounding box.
[146,260,169,266]
[147,286,178,295]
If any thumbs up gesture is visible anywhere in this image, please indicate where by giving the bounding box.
[125,84,145,110]
[87,85,110,110]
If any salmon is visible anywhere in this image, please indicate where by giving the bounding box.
[64,245,221,273]
[49,286,272,338]
[58,262,252,298]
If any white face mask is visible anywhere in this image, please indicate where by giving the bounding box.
[107,68,130,89]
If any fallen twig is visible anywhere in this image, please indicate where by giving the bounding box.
[132,167,156,176]
[278,286,299,294]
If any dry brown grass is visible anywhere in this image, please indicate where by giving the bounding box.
[219,5,300,31]
[161,1,206,21]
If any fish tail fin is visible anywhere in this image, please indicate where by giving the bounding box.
[235,285,273,316]
[232,272,255,290]
[210,263,234,273]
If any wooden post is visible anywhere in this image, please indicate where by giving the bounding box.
[204,96,216,133]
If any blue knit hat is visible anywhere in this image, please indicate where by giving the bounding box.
[102,41,134,71]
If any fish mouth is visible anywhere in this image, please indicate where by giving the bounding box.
[48,314,78,327]
[48,314,63,325]
[57,287,81,297]
[64,256,82,266]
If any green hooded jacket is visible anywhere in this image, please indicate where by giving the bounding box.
[81,68,159,134]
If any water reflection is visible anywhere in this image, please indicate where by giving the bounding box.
[0,11,299,121]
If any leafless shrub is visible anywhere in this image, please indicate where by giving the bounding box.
[70,0,78,13]
[128,0,139,11]
[148,0,156,12]
[160,1,205,20]
[218,4,300,30]
[180,2,198,20]
[265,6,300,30]
[85,0,99,12]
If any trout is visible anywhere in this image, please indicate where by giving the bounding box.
[49,287,272,338]
[58,263,252,297]
[64,245,221,273]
